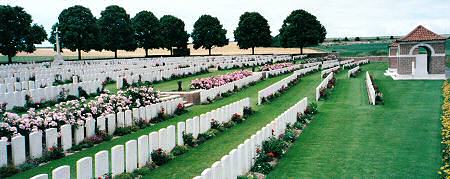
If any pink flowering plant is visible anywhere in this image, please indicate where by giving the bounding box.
[191,70,253,90]
[259,63,293,71]
[0,86,161,138]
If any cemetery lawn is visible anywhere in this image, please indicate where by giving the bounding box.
[8,69,297,179]
[141,70,322,178]
[268,63,442,178]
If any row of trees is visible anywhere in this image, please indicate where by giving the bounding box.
[0,5,327,63]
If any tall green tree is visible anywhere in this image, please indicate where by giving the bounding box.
[234,12,272,55]
[279,9,326,54]
[159,15,189,55]
[191,15,228,55]
[132,11,160,57]
[98,5,137,59]
[0,5,47,63]
[57,5,102,61]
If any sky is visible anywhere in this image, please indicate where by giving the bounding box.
[1,0,449,47]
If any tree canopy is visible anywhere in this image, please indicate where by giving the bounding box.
[234,12,272,55]
[132,10,161,57]
[57,5,102,60]
[159,15,189,55]
[0,5,47,63]
[98,5,137,58]
[191,15,228,55]
[279,9,326,54]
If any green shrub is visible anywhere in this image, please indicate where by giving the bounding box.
[243,107,254,118]
[114,172,134,179]
[282,129,297,143]
[114,126,136,136]
[171,145,190,156]
[262,137,288,158]
[231,113,244,123]
[305,102,318,115]
[46,146,65,160]
[151,148,172,166]
[0,165,19,178]
[183,132,195,147]
[223,121,235,128]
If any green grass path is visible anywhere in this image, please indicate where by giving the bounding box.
[9,69,293,179]
[142,70,322,178]
[268,63,442,178]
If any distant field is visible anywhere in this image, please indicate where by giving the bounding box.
[315,42,390,57]
[0,42,320,63]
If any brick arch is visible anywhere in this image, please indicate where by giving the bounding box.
[408,43,435,55]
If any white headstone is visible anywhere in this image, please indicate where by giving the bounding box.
[29,131,43,159]
[60,124,72,151]
[30,174,48,179]
[107,114,116,135]
[85,118,95,138]
[167,125,176,151]
[177,122,186,146]
[95,150,109,178]
[76,157,93,179]
[11,136,26,166]
[97,116,106,131]
[148,132,159,154]
[74,125,85,145]
[137,135,149,168]
[132,108,140,122]
[125,110,132,127]
[52,165,70,179]
[45,128,58,150]
[158,128,168,151]
[125,140,137,173]
[111,145,125,177]
[117,111,125,128]
[193,116,200,138]
[0,140,6,167]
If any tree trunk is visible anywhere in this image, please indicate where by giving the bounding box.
[8,55,12,64]
[114,50,118,59]
[208,48,211,56]
[170,48,173,56]
[300,47,303,55]
[78,49,81,61]
[145,48,148,57]
[252,47,255,55]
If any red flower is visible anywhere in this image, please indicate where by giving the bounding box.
[266,152,275,158]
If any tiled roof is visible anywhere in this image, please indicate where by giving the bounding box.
[389,41,398,47]
[397,25,447,42]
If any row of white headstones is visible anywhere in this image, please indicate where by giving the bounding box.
[365,71,376,105]
[0,80,101,110]
[263,64,303,78]
[0,55,292,85]
[29,98,251,179]
[316,72,335,101]
[258,65,320,105]
[116,65,207,89]
[199,73,264,104]
[0,78,53,94]
[0,96,183,167]
[194,97,308,179]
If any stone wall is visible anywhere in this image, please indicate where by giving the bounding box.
[389,57,398,68]
[341,56,388,62]
[430,56,446,74]
[398,57,415,74]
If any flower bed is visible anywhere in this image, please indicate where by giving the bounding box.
[191,70,253,90]
[439,81,450,178]
[0,86,160,138]
[260,63,293,71]
[246,103,318,177]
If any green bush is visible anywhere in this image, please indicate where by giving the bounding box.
[114,172,134,179]
[151,148,172,166]
[223,121,235,128]
[282,129,297,143]
[0,165,19,178]
[171,145,190,156]
[114,126,138,136]
[231,113,244,123]
[183,132,195,147]
[262,137,288,157]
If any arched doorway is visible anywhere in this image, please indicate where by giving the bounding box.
[409,43,434,76]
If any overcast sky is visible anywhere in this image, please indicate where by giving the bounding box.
[1,0,449,46]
